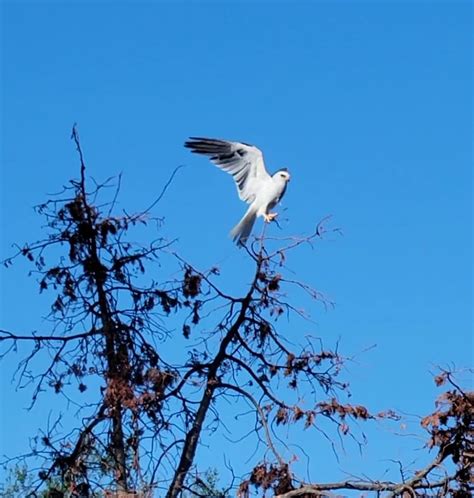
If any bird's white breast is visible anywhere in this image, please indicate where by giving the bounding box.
[254,176,287,216]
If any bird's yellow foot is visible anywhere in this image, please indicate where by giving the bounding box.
[264,212,278,223]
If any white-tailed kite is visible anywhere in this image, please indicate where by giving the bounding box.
[184,137,291,245]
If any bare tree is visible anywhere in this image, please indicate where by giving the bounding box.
[271,370,473,498]
[2,127,185,495]
[1,128,471,497]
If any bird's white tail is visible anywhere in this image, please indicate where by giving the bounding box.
[230,206,257,246]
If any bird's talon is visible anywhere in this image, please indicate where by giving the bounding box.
[264,213,278,223]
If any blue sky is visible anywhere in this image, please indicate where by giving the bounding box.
[1,0,472,491]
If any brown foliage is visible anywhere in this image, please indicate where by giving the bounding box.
[238,463,294,498]
[420,379,473,494]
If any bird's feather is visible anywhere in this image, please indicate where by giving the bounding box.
[229,205,257,246]
[184,137,271,204]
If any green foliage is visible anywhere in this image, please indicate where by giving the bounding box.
[0,464,102,498]
[0,464,52,498]
[184,468,229,498]
[1,464,227,498]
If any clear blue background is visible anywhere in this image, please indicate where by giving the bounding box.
[1,0,472,492]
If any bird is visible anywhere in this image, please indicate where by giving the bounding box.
[184,137,291,246]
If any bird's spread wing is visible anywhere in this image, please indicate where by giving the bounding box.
[184,137,271,204]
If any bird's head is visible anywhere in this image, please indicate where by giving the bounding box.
[274,168,291,183]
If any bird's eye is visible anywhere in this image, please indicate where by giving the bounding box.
[280,173,285,177]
